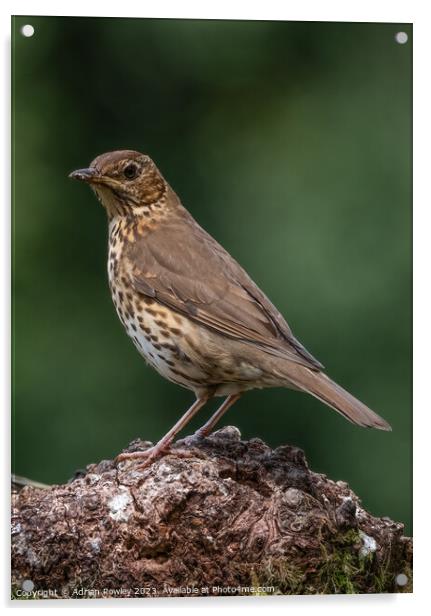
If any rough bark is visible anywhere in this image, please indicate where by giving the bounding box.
[11,426,412,599]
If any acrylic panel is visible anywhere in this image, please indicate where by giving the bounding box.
[12,16,412,599]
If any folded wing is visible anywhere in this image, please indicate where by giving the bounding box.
[125,215,324,371]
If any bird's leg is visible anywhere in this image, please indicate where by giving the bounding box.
[193,393,242,438]
[115,395,211,468]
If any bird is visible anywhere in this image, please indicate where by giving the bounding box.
[69,149,391,467]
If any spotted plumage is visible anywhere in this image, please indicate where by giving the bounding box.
[70,149,391,468]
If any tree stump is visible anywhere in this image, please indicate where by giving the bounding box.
[11,426,412,598]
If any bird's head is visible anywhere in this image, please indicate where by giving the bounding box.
[69,150,168,218]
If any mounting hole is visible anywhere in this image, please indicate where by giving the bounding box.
[395,573,408,586]
[21,24,34,38]
[21,579,34,592]
[395,31,408,45]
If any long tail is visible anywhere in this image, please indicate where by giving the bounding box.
[276,364,391,431]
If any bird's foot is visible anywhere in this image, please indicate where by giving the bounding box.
[176,429,208,449]
[115,444,170,470]
[115,439,207,471]
[193,427,211,439]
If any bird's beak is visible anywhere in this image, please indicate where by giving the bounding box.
[69,167,101,184]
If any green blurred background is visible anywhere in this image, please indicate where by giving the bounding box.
[12,18,412,533]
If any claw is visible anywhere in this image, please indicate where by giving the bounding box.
[115,448,154,465]
[115,442,206,472]
[115,443,172,469]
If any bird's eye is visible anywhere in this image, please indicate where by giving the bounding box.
[123,162,139,180]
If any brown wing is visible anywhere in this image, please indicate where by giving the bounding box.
[125,215,324,371]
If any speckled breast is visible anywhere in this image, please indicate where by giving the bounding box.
[106,223,213,393]
[106,218,267,397]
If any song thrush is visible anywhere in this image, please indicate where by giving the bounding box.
[70,150,391,467]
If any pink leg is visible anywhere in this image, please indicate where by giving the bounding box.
[116,395,210,468]
[194,393,242,438]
